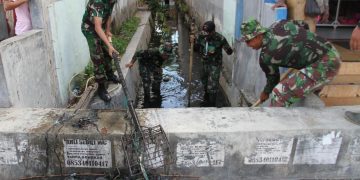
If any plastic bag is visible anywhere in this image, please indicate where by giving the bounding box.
[305,0,321,17]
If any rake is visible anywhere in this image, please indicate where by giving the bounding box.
[112,53,173,179]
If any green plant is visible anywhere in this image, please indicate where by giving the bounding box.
[175,0,189,14]
[112,17,140,54]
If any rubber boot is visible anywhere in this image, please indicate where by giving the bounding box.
[98,83,111,102]
[152,83,161,97]
[107,72,120,84]
[345,111,360,125]
[142,88,151,108]
[200,92,209,107]
[207,93,217,107]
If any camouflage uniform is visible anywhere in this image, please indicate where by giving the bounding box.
[81,0,116,84]
[134,48,164,98]
[242,19,341,107]
[196,32,233,97]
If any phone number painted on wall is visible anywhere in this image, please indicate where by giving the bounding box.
[63,139,112,168]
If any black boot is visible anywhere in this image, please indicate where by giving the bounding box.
[152,83,161,96]
[345,111,360,125]
[200,92,210,107]
[107,72,120,84]
[98,83,111,102]
[207,93,217,107]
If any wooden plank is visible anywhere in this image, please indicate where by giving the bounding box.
[74,83,98,110]
[332,44,360,62]
[319,85,360,106]
[330,62,360,84]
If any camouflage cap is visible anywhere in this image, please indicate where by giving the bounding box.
[203,21,216,33]
[159,42,173,54]
[240,19,267,41]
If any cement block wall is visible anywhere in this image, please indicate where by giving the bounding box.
[0,106,359,179]
[0,30,58,108]
[0,0,137,108]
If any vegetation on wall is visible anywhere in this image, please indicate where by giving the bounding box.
[175,0,189,14]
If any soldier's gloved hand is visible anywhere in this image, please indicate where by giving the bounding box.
[260,91,269,102]
[125,63,134,68]
[225,48,233,55]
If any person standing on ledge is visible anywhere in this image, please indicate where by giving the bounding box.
[81,0,120,102]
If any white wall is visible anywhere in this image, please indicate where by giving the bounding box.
[48,0,90,104]
[222,0,236,45]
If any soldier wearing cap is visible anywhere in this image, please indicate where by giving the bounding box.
[126,42,173,104]
[195,21,233,107]
[241,19,341,107]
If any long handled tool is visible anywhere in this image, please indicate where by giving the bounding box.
[187,21,196,107]
[251,68,296,107]
[112,53,173,179]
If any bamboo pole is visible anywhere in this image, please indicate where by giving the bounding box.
[187,20,195,107]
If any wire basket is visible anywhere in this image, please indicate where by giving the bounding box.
[121,125,174,178]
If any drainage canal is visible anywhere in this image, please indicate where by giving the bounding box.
[137,3,230,108]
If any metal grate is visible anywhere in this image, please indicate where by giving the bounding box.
[121,125,174,178]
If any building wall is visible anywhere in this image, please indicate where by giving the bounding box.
[47,0,91,104]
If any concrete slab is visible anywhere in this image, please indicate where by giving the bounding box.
[140,106,360,179]
[0,106,360,179]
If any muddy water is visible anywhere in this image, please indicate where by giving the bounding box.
[137,5,229,108]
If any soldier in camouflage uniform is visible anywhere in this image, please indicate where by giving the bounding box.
[195,21,233,107]
[126,43,172,103]
[241,19,341,107]
[82,0,119,102]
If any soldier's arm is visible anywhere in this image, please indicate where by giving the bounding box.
[126,52,140,68]
[222,36,233,55]
[94,17,117,56]
[260,61,280,95]
[105,17,112,39]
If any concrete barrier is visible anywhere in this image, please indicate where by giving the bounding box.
[0,106,359,179]
[0,30,58,108]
